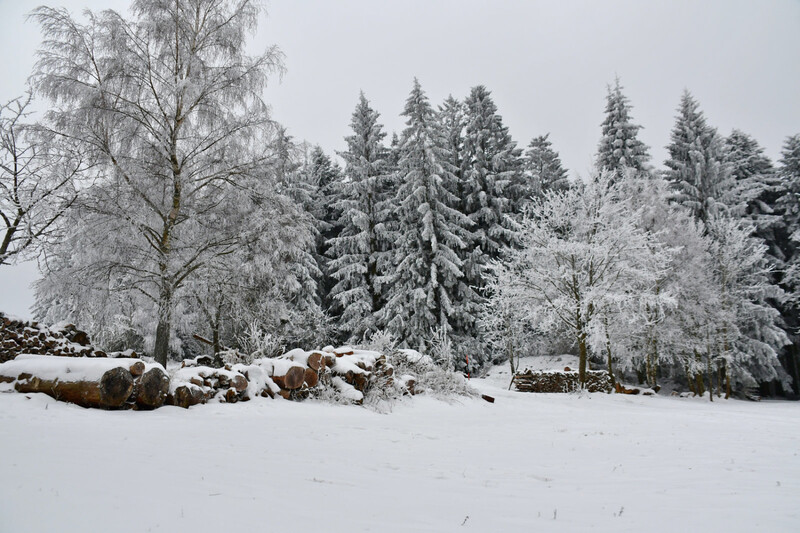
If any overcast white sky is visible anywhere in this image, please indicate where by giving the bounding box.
[2,0,799,318]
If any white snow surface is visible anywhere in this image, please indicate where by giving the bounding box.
[0,354,162,384]
[1,369,798,532]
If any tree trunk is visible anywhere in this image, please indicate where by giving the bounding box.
[603,316,614,388]
[724,359,731,399]
[12,367,134,409]
[153,287,173,368]
[647,336,659,390]
[578,332,588,388]
[706,354,713,402]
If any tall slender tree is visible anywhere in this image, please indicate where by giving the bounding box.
[462,85,523,231]
[725,130,784,259]
[596,77,650,176]
[327,93,392,342]
[302,145,343,311]
[523,133,571,197]
[777,134,800,392]
[379,80,472,353]
[664,91,733,223]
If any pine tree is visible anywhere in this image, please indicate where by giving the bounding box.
[664,91,733,223]
[523,133,570,197]
[379,80,472,354]
[327,93,392,342]
[596,78,650,176]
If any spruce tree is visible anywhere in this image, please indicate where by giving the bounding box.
[779,134,800,308]
[327,93,392,342]
[439,96,466,197]
[304,145,343,312]
[524,134,571,197]
[380,80,472,355]
[596,78,650,176]
[462,85,522,246]
[777,134,800,393]
[664,91,733,223]
[724,130,784,261]
[438,95,485,367]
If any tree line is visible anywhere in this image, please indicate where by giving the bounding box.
[1,1,798,394]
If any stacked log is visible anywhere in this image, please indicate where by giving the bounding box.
[512,369,613,393]
[0,354,168,409]
[167,365,253,408]
[1,312,110,362]
[170,348,400,407]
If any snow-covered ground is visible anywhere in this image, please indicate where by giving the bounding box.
[1,362,798,532]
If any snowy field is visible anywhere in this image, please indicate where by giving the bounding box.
[1,366,799,533]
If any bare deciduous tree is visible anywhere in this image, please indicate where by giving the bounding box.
[1,94,81,266]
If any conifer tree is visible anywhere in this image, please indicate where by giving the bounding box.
[327,93,392,342]
[779,134,800,309]
[303,145,343,310]
[462,85,522,246]
[523,134,570,197]
[439,96,466,197]
[380,80,472,354]
[438,95,484,366]
[724,130,784,261]
[596,78,650,176]
[777,134,800,392]
[664,91,733,223]
[458,84,523,349]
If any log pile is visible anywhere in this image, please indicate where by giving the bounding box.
[168,346,403,408]
[0,309,440,410]
[1,312,111,363]
[512,369,613,393]
[167,365,262,408]
[614,383,657,396]
[0,354,169,409]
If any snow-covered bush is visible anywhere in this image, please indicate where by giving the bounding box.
[236,322,284,360]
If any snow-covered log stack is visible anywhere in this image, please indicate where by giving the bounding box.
[167,346,402,407]
[0,354,169,409]
[512,369,613,393]
[1,312,112,362]
[166,364,276,408]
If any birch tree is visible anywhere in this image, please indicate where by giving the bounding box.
[1,94,82,266]
[32,0,283,366]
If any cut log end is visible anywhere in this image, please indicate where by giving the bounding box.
[99,367,136,407]
[135,367,170,409]
[304,367,319,388]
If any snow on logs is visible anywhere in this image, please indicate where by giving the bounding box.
[0,308,417,411]
[168,347,400,408]
[0,354,169,409]
[512,369,613,393]
[1,312,113,362]
[167,364,266,408]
